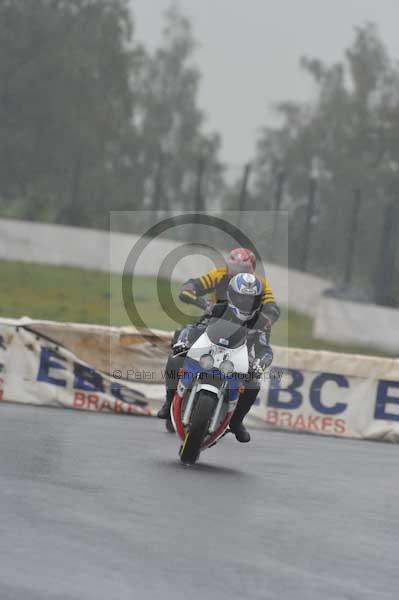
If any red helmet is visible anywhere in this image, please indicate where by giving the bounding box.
[227,248,256,277]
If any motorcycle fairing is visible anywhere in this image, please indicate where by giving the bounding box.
[171,356,242,449]
[180,357,242,401]
[187,331,249,376]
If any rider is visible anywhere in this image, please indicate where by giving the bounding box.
[179,247,275,313]
[174,247,279,342]
[158,251,280,442]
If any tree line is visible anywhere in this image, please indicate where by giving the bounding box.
[0,0,223,228]
[0,3,398,303]
[252,23,399,303]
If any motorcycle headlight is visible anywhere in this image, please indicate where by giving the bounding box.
[219,359,234,376]
[200,354,214,370]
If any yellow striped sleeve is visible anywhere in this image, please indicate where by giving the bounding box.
[200,275,209,288]
[200,267,226,291]
[181,290,198,302]
[259,276,276,304]
[205,274,213,287]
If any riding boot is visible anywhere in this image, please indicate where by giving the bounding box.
[229,396,256,443]
[157,388,175,419]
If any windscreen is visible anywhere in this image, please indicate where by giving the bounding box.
[206,315,247,349]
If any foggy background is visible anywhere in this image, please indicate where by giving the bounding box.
[1,0,398,309]
[133,0,399,163]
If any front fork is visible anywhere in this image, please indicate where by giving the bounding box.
[182,375,227,433]
[208,382,228,433]
[182,375,200,426]
[179,375,229,435]
[174,375,238,447]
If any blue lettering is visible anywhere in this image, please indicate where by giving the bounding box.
[310,373,348,415]
[37,348,67,387]
[110,383,123,400]
[73,363,104,393]
[267,369,304,409]
[375,380,399,421]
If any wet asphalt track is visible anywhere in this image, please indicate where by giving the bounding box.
[0,403,398,600]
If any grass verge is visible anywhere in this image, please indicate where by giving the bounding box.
[0,260,391,357]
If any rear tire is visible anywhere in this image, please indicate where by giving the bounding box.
[179,391,217,465]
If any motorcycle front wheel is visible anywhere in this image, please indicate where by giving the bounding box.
[179,391,217,465]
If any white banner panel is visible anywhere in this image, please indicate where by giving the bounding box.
[249,359,399,442]
[1,318,398,442]
[314,296,399,354]
[0,321,158,417]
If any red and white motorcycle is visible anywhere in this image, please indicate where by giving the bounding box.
[170,318,250,465]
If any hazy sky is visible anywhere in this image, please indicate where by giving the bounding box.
[130,0,399,165]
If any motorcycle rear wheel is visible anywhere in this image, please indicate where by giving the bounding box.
[179,391,217,465]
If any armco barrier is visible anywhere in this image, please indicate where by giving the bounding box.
[0,317,398,442]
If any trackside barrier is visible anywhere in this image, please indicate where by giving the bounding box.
[0,218,327,317]
[0,318,162,416]
[0,318,398,442]
[314,297,399,354]
[2,218,399,352]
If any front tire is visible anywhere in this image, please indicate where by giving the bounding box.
[179,391,217,465]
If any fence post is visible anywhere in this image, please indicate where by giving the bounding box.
[301,161,319,272]
[374,201,399,306]
[152,151,164,213]
[237,162,252,228]
[271,170,285,261]
[344,188,362,285]
[191,157,206,243]
[194,156,206,213]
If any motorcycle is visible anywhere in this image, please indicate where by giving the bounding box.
[169,317,250,465]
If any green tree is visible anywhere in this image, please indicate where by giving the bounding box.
[0,0,140,226]
[254,24,399,298]
[0,1,224,228]
[135,4,224,213]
